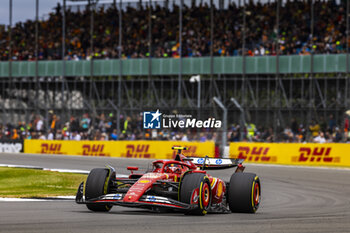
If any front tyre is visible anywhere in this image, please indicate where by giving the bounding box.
[85,168,112,212]
[179,173,212,215]
[228,173,261,213]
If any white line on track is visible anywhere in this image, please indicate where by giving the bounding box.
[0,163,129,177]
[246,163,350,171]
[42,168,90,174]
[0,164,43,169]
[0,164,89,174]
[0,196,76,202]
[0,198,47,202]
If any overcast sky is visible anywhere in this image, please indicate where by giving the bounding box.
[0,0,339,26]
[0,0,61,25]
[0,0,145,25]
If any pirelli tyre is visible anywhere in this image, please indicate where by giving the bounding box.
[85,168,112,212]
[179,173,212,215]
[228,172,261,213]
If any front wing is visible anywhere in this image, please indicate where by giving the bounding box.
[75,182,191,211]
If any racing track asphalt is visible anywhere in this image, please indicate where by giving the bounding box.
[0,153,350,233]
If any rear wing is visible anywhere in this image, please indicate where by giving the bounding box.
[170,147,243,169]
[189,157,244,170]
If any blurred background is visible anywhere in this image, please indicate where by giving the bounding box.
[0,0,349,147]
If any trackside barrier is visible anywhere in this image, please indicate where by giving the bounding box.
[229,142,350,167]
[23,140,215,159]
[0,139,24,153]
[1,55,348,77]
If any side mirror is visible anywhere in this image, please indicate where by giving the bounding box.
[127,167,139,174]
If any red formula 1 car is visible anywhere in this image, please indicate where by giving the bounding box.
[75,147,261,215]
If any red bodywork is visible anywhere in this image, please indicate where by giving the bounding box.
[75,147,250,214]
[119,155,226,206]
[77,152,243,212]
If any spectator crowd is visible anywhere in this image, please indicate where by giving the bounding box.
[0,112,349,144]
[0,0,347,60]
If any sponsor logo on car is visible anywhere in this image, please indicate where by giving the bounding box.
[104,194,123,200]
[215,159,222,165]
[146,196,156,202]
[139,180,150,183]
[114,194,123,200]
[196,158,205,164]
[171,145,198,158]
[142,196,171,204]
[143,173,164,179]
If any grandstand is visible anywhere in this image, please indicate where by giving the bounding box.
[0,0,349,145]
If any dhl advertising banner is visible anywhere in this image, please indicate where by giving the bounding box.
[24,140,215,159]
[229,142,350,167]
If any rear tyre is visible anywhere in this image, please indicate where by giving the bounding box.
[227,172,260,213]
[85,168,112,212]
[179,173,211,215]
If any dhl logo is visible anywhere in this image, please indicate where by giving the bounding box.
[122,144,155,158]
[40,143,64,154]
[82,144,110,157]
[292,147,340,163]
[237,146,277,162]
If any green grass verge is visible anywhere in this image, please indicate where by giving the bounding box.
[0,167,87,198]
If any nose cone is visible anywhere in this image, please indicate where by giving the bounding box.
[123,173,168,202]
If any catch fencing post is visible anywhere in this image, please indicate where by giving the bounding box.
[213,97,227,157]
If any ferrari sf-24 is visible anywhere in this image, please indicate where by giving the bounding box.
[76,147,261,215]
